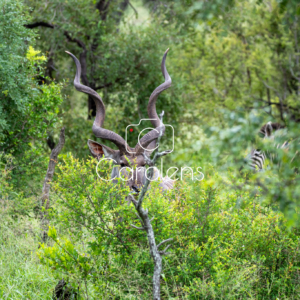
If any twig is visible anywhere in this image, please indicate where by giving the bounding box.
[159,244,171,256]
[127,0,138,18]
[130,224,145,230]
[157,238,174,249]
[24,22,55,29]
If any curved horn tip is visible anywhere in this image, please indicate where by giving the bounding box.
[163,49,170,59]
[65,51,79,63]
[162,49,169,66]
[65,51,76,58]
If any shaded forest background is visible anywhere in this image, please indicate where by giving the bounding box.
[1,0,300,298]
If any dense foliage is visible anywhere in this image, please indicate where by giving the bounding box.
[0,0,64,197]
[1,0,300,299]
[36,155,300,299]
[0,1,63,156]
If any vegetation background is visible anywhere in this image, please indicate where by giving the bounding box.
[1,0,300,298]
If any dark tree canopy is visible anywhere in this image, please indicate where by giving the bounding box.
[0,0,63,156]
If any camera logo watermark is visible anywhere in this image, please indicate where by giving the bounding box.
[125,118,174,154]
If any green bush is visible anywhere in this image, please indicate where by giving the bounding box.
[0,0,64,156]
[0,215,56,299]
[0,158,56,298]
[37,154,300,299]
[0,155,37,218]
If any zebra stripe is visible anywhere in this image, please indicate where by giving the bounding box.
[249,149,266,171]
[248,122,288,171]
[249,144,288,171]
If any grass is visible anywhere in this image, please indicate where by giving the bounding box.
[0,217,57,299]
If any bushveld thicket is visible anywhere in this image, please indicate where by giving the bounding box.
[1,0,300,299]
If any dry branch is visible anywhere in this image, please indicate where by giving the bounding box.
[41,127,65,240]
[129,112,173,300]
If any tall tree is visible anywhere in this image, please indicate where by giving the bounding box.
[23,0,181,157]
[25,0,131,118]
[24,1,178,115]
[0,0,63,157]
[175,0,300,128]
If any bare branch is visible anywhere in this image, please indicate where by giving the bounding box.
[41,127,65,209]
[157,238,174,249]
[127,194,138,206]
[290,67,300,81]
[130,224,146,230]
[262,80,278,92]
[128,109,173,299]
[159,244,172,255]
[127,0,138,18]
[41,127,65,241]
[157,150,172,157]
[24,22,55,29]
[64,31,86,50]
[143,153,153,166]
[134,212,144,224]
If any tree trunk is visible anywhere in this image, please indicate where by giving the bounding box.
[41,127,65,241]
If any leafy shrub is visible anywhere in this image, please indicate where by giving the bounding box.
[0,0,64,156]
[38,154,300,299]
[0,154,37,218]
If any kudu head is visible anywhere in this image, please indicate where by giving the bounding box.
[66,49,172,191]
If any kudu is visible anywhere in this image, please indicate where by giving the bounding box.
[66,49,174,191]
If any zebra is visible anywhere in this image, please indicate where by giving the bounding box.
[248,122,288,171]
